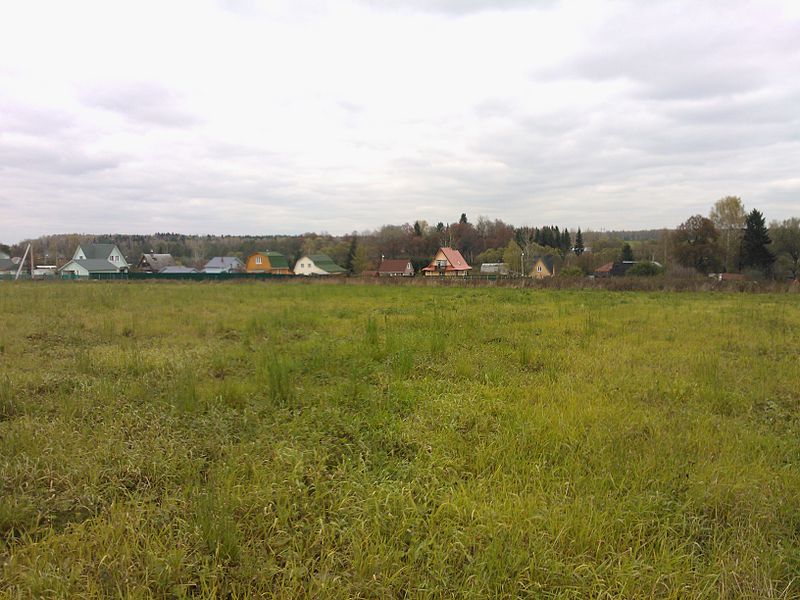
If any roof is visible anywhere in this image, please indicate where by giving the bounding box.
[594,262,614,273]
[204,256,242,269]
[0,250,9,260]
[309,254,347,274]
[0,258,18,272]
[533,256,556,272]
[159,266,197,274]
[378,259,412,273]
[78,244,117,259]
[140,253,175,269]
[422,247,471,271]
[61,259,120,273]
[252,251,290,270]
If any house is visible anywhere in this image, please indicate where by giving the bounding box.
[245,251,292,275]
[529,256,556,279]
[203,257,244,274]
[59,243,129,278]
[293,254,347,276]
[136,253,176,273]
[0,256,20,275]
[594,260,659,277]
[377,259,414,277]
[421,247,471,277]
[160,266,198,274]
[480,262,509,275]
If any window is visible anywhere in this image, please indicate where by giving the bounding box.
[255,256,262,265]
[537,266,542,272]
[436,259,447,269]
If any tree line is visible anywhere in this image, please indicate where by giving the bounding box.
[3,200,798,279]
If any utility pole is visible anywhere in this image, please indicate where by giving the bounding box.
[15,244,31,281]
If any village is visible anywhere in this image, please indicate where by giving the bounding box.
[0,241,662,281]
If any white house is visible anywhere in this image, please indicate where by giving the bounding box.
[59,243,130,278]
[293,254,347,276]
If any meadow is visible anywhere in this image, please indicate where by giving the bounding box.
[0,281,798,598]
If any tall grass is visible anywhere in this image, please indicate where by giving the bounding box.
[0,282,798,598]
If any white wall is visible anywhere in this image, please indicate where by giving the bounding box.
[293,256,329,276]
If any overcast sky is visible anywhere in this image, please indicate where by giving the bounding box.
[1,0,799,243]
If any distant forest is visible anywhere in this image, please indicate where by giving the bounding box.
[3,198,799,279]
[2,216,668,276]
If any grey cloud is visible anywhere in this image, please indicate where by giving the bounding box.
[83,82,199,127]
[0,141,119,175]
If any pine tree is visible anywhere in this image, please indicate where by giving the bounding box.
[459,213,468,225]
[574,228,585,256]
[560,229,571,255]
[345,235,358,274]
[621,243,634,262]
[740,209,774,274]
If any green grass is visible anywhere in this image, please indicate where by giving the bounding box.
[0,282,799,598]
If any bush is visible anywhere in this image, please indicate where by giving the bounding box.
[559,266,584,277]
[627,262,664,277]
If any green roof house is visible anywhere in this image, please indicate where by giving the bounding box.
[293,254,347,276]
[59,243,130,278]
[245,251,293,274]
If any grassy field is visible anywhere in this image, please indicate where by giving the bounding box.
[0,281,799,598]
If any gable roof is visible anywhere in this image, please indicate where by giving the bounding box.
[532,256,555,273]
[204,256,243,269]
[308,254,347,274]
[78,243,118,259]
[378,259,412,273]
[160,266,197,274]
[594,262,614,274]
[61,259,120,273]
[139,253,175,269]
[0,258,18,272]
[422,247,471,272]
[252,251,290,270]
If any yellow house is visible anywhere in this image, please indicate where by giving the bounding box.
[529,256,556,279]
[245,251,293,275]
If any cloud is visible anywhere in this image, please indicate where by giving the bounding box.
[83,82,199,128]
[1,0,799,242]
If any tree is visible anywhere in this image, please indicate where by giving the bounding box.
[560,229,571,256]
[709,196,746,272]
[351,243,371,275]
[459,213,468,225]
[345,235,358,274]
[621,243,634,262]
[740,209,774,275]
[770,217,800,279]
[502,239,523,274]
[670,215,720,273]
[574,228,585,256]
[435,222,445,233]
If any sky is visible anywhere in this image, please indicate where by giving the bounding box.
[1,0,799,243]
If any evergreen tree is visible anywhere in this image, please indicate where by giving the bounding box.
[621,243,634,262]
[436,222,445,232]
[574,228,585,256]
[345,235,358,274]
[740,209,774,274]
[459,213,468,225]
[413,221,422,236]
[560,229,571,255]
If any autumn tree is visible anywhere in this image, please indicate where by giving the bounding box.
[709,196,746,272]
[670,215,720,273]
[740,209,774,275]
[503,240,524,274]
[770,217,800,279]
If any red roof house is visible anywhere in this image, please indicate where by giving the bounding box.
[422,247,472,277]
